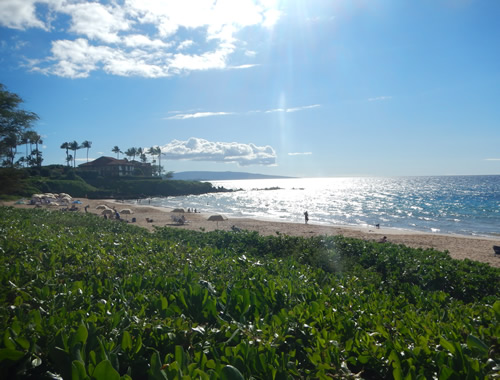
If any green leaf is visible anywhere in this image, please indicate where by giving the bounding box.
[148,351,168,380]
[93,359,120,380]
[466,335,488,357]
[133,334,142,354]
[71,360,88,380]
[358,355,371,364]
[221,365,245,380]
[121,331,132,351]
[493,300,500,316]
[439,337,456,354]
[71,323,88,346]
[438,365,454,380]
[388,350,402,380]
[0,348,25,362]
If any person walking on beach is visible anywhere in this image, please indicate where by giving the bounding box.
[304,211,309,224]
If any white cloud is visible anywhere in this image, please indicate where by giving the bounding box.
[166,111,234,120]
[161,137,277,166]
[1,0,283,78]
[368,96,392,102]
[63,2,130,43]
[165,104,320,120]
[177,39,193,51]
[485,158,500,161]
[288,152,312,156]
[265,104,321,113]
[228,63,259,70]
[0,0,49,30]
[123,34,169,49]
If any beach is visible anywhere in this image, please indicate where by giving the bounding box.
[5,198,500,268]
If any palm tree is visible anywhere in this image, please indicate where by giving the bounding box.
[155,146,163,176]
[81,140,92,163]
[20,132,31,167]
[112,146,122,159]
[125,147,137,161]
[30,133,43,167]
[147,146,162,176]
[60,142,70,166]
[68,140,80,168]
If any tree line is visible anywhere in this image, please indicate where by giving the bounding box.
[111,145,165,176]
[0,84,42,168]
[1,84,169,177]
[60,140,92,168]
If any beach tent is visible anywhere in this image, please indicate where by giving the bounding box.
[207,214,227,227]
[172,208,185,213]
[72,200,82,204]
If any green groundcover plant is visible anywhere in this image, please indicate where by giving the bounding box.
[0,207,499,379]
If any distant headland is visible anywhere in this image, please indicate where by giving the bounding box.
[171,171,295,181]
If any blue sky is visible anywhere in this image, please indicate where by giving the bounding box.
[1,0,499,177]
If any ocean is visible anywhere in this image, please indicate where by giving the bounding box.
[140,175,500,238]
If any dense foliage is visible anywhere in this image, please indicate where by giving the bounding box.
[0,166,227,199]
[0,207,499,379]
[0,84,41,168]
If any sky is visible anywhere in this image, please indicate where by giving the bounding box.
[1,0,499,178]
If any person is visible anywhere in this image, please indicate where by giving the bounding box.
[115,210,120,220]
[379,236,387,243]
[304,211,309,224]
[84,205,89,213]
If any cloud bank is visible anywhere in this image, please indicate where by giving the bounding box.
[160,137,276,166]
[0,0,281,78]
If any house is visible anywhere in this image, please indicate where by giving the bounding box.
[78,156,152,177]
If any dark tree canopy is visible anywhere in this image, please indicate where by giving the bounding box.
[0,84,40,167]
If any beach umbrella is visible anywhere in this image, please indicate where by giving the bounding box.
[96,205,108,210]
[101,209,113,216]
[207,214,227,227]
[120,209,133,214]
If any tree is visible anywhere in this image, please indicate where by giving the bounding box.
[60,142,70,166]
[147,146,163,176]
[125,147,137,161]
[112,146,122,159]
[68,140,80,168]
[30,132,43,167]
[81,140,92,163]
[0,84,39,167]
[20,131,30,167]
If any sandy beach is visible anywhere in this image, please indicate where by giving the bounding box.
[4,197,500,268]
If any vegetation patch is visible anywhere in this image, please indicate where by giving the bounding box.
[0,207,499,379]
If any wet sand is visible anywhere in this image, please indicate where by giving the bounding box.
[5,198,500,268]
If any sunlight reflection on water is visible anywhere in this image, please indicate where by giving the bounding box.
[142,176,500,237]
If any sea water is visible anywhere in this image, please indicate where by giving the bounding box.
[144,175,500,237]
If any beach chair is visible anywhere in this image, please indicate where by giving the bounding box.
[171,215,187,225]
[493,245,500,256]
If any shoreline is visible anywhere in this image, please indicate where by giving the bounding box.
[4,198,500,268]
